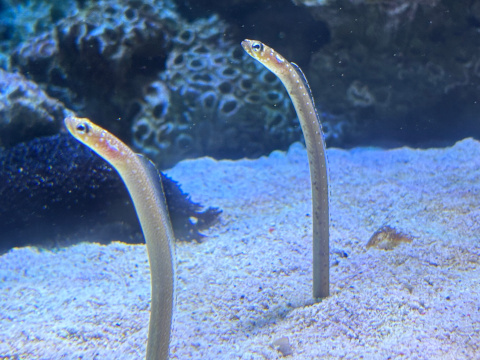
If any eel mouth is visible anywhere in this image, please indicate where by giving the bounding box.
[241,39,253,56]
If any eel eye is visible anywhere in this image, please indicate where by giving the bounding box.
[76,123,90,134]
[252,42,263,52]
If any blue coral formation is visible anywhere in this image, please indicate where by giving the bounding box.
[0,0,77,68]
[9,0,179,140]
[7,1,300,167]
[131,15,299,167]
[3,0,480,158]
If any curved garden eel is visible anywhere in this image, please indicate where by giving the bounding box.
[242,39,330,298]
[64,116,174,360]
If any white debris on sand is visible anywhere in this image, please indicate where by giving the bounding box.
[1,138,479,359]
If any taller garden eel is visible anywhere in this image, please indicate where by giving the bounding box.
[242,39,330,299]
[65,116,175,360]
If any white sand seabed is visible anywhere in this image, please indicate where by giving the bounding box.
[0,139,479,359]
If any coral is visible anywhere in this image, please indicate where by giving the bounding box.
[176,0,330,82]
[5,0,479,158]
[0,0,77,68]
[131,15,299,167]
[9,0,179,140]
[0,133,220,251]
[4,0,342,166]
[6,1,344,166]
[0,68,73,147]
[8,2,300,167]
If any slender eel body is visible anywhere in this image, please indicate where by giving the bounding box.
[242,40,329,298]
[64,116,175,359]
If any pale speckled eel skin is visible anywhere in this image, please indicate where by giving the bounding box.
[242,39,330,298]
[64,116,175,360]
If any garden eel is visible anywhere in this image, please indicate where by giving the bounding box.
[64,116,175,359]
[242,39,330,298]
